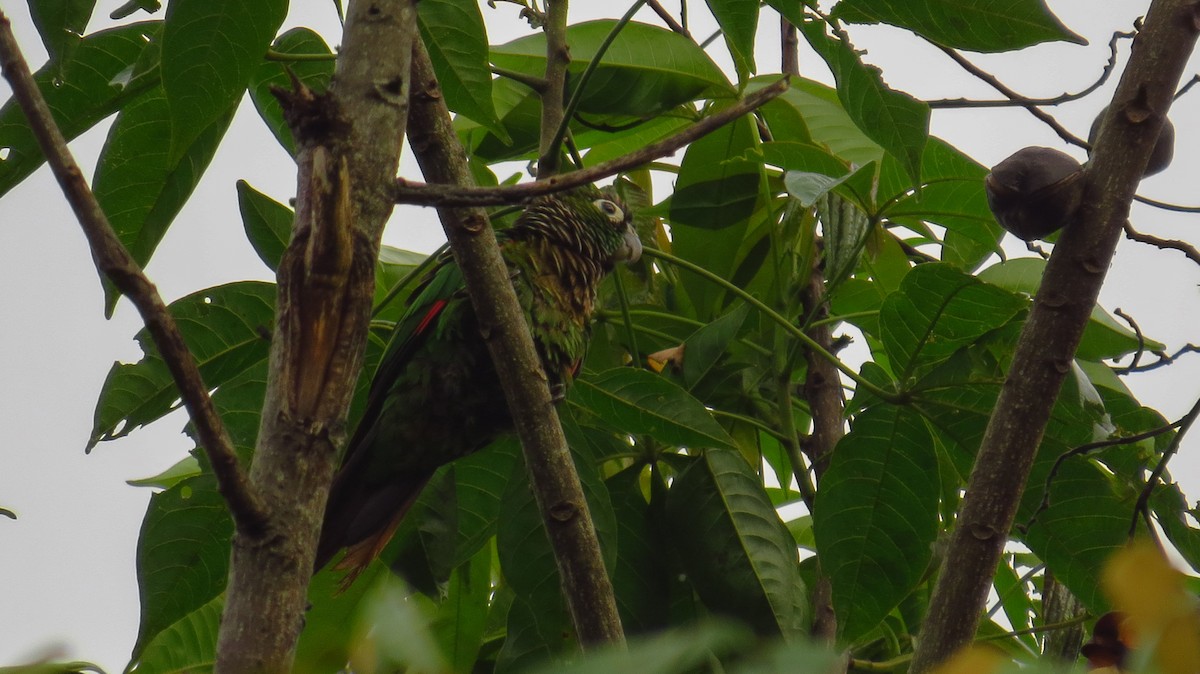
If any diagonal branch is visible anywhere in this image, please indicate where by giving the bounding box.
[393,77,790,207]
[0,9,267,534]
[407,37,625,647]
[909,0,1199,669]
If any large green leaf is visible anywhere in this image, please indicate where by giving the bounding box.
[813,405,938,642]
[27,0,96,65]
[130,475,232,664]
[669,108,765,316]
[91,86,236,313]
[248,28,336,157]
[977,257,1164,360]
[879,263,1025,378]
[0,22,160,197]
[418,0,506,140]
[705,0,758,82]
[665,449,807,637]
[749,76,884,168]
[878,138,1001,270]
[490,20,732,118]
[128,593,221,674]
[799,21,929,189]
[572,368,736,450]
[89,282,275,449]
[161,0,286,159]
[831,0,1086,53]
[236,180,293,271]
[1017,454,1127,612]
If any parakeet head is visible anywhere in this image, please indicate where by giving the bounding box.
[513,186,642,268]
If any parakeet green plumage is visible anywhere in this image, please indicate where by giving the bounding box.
[315,186,641,579]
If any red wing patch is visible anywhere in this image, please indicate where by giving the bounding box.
[415,299,448,336]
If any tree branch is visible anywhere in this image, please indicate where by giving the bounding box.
[538,0,570,176]
[0,10,267,533]
[909,1,1199,670]
[393,77,790,206]
[215,0,418,670]
[407,37,625,648]
[1123,220,1200,264]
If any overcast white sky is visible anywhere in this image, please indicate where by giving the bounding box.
[2,1,1198,670]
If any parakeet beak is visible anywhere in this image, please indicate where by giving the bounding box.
[617,227,642,263]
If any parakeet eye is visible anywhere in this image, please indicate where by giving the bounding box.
[593,198,625,224]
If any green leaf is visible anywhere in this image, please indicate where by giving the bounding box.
[705,0,758,82]
[607,465,672,632]
[236,180,293,271]
[681,303,750,389]
[298,562,386,674]
[418,0,506,141]
[0,22,160,198]
[161,0,286,160]
[749,76,884,167]
[28,0,96,65]
[832,0,1086,53]
[755,142,848,177]
[431,544,492,672]
[879,263,1025,378]
[1018,456,1126,612]
[879,138,1001,270]
[490,20,732,118]
[89,282,275,449]
[665,449,807,637]
[799,21,929,188]
[128,593,221,674]
[1153,484,1200,575]
[572,368,736,450]
[127,455,202,489]
[977,257,1164,359]
[130,475,232,663]
[451,438,523,566]
[92,86,236,313]
[814,405,938,642]
[249,28,336,157]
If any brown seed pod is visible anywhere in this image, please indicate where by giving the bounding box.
[1088,105,1175,177]
[985,147,1085,241]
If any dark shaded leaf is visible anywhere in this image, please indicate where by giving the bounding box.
[665,449,807,637]
[572,368,736,450]
[832,0,1086,53]
[236,180,292,271]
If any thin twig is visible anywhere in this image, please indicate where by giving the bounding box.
[1115,343,1200,374]
[1133,194,1200,213]
[1175,74,1199,99]
[646,0,689,36]
[1112,308,1146,370]
[1021,420,1184,534]
[393,77,790,206]
[931,42,1086,147]
[927,29,1134,110]
[1123,221,1200,264]
[1130,396,1200,537]
[0,10,267,533]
